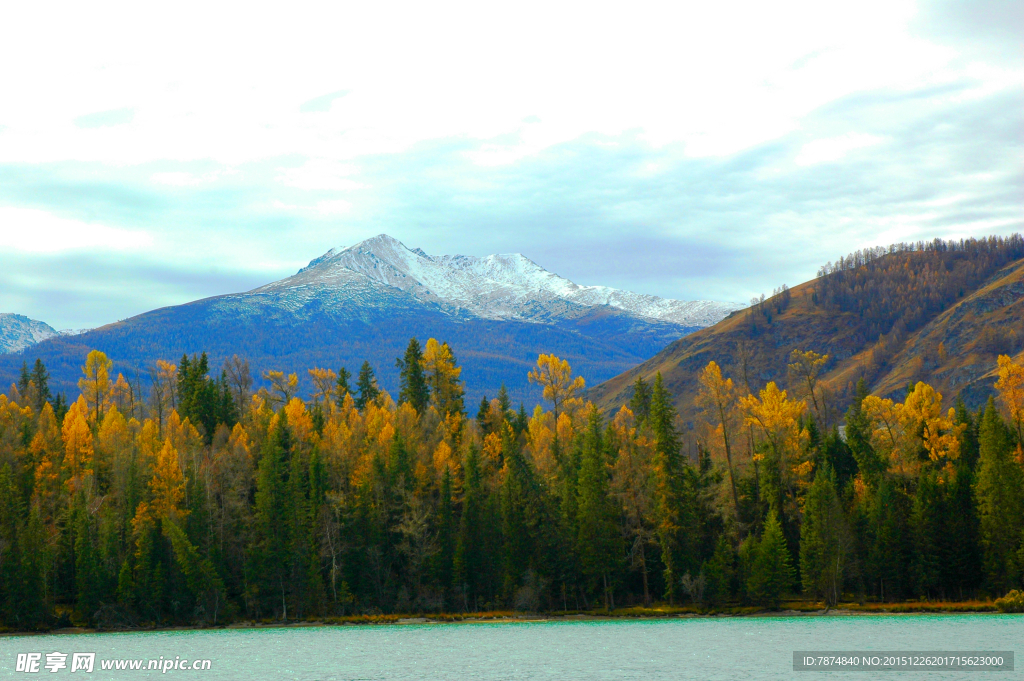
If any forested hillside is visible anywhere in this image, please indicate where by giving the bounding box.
[591,235,1024,427]
[0,307,667,411]
[1,335,1023,631]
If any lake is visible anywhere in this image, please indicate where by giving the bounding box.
[1,614,1019,680]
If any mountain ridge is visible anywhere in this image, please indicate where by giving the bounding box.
[589,239,1024,426]
[0,313,59,354]
[0,234,738,404]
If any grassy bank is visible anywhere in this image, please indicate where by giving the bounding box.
[4,600,1011,636]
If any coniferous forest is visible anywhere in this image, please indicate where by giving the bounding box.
[1,333,1023,631]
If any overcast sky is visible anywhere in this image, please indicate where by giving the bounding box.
[1,0,1021,330]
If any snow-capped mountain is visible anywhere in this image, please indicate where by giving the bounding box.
[0,313,58,354]
[249,234,739,327]
[0,235,739,404]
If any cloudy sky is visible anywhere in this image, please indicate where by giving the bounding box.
[1,0,1021,330]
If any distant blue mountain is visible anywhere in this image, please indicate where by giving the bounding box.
[0,235,739,405]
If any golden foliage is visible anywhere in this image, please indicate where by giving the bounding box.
[862,381,963,477]
[432,440,459,478]
[308,367,337,404]
[284,397,315,448]
[995,354,1024,443]
[739,381,809,489]
[528,353,585,418]
[262,370,298,407]
[31,402,63,514]
[787,349,829,419]
[61,395,94,491]
[98,405,132,491]
[150,438,186,520]
[78,349,112,425]
[423,338,464,415]
[526,406,557,485]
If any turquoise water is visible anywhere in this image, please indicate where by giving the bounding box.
[1,615,1020,680]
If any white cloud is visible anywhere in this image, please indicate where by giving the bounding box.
[0,206,152,253]
[2,0,1008,168]
[277,160,367,191]
[316,200,352,215]
[152,171,205,186]
[0,0,1019,328]
[795,134,887,166]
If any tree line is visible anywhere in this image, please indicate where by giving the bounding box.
[812,235,1024,343]
[0,339,1022,630]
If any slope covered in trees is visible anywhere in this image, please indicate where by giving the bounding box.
[591,235,1024,426]
[1,337,1022,631]
[0,296,697,410]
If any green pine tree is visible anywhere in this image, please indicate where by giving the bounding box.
[576,410,618,609]
[975,397,1024,594]
[910,471,944,598]
[748,510,794,609]
[845,378,884,484]
[628,376,652,425]
[649,373,692,603]
[30,359,52,413]
[336,367,352,403]
[800,464,850,606]
[497,384,512,421]
[354,362,380,411]
[396,338,429,413]
[703,535,734,607]
[435,466,455,603]
[455,444,486,610]
[250,419,293,618]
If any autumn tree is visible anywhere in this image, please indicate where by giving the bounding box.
[610,406,655,605]
[223,355,253,415]
[698,361,740,520]
[150,439,186,522]
[422,339,465,417]
[61,396,94,492]
[862,382,962,478]
[739,382,808,516]
[308,367,337,405]
[787,349,829,423]
[262,370,298,408]
[995,354,1024,446]
[528,354,585,421]
[79,350,113,426]
[150,359,178,432]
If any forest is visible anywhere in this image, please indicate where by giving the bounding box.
[0,334,1023,630]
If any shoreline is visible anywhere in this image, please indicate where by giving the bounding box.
[1,603,1010,637]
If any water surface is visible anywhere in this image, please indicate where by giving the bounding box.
[1,614,1020,680]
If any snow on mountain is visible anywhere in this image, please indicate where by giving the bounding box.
[260,234,740,327]
[0,313,59,354]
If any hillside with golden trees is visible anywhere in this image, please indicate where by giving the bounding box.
[590,236,1024,428]
[1,337,1023,630]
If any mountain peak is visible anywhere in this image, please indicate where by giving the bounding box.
[278,235,740,327]
[0,313,58,354]
[342,233,409,254]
